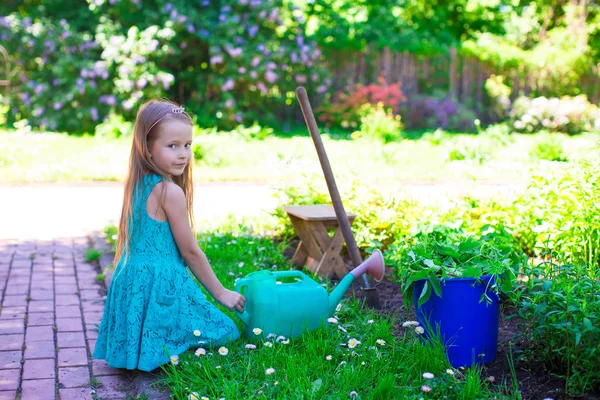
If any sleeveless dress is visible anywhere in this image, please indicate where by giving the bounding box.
[93,173,239,371]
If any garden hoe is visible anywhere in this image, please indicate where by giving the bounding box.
[295,86,382,309]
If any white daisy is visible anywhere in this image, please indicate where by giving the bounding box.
[195,348,206,356]
[218,347,229,356]
[193,330,201,337]
[265,367,275,375]
[376,339,385,346]
[264,342,273,347]
[327,317,338,324]
[422,372,434,379]
[336,304,342,312]
[267,333,276,339]
[170,355,179,365]
[326,355,332,360]
[348,338,361,349]
[188,392,199,400]
[245,344,257,350]
[252,328,262,335]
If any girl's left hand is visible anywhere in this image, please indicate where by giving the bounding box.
[217,289,246,313]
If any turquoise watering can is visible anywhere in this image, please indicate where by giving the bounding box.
[234,250,384,339]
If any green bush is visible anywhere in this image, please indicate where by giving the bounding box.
[530,131,568,162]
[192,142,207,163]
[94,112,134,138]
[2,1,330,133]
[386,225,525,307]
[517,258,600,396]
[484,74,512,120]
[353,103,403,144]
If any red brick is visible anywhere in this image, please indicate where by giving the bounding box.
[87,340,96,354]
[11,260,31,268]
[81,300,104,312]
[30,289,54,301]
[91,359,121,376]
[25,325,54,343]
[21,378,56,399]
[56,295,80,306]
[57,331,85,348]
[54,259,74,268]
[0,334,24,351]
[58,347,88,367]
[85,325,98,340]
[27,312,54,326]
[2,295,27,307]
[0,350,22,370]
[23,358,55,380]
[24,340,55,359]
[28,301,53,313]
[58,366,90,388]
[56,306,81,319]
[59,388,93,400]
[82,312,102,325]
[54,277,76,285]
[0,307,26,320]
[0,319,24,334]
[95,375,129,399]
[0,368,19,391]
[0,391,17,400]
[4,285,28,295]
[56,318,83,333]
[54,267,75,276]
[79,290,101,301]
[55,285,78,295]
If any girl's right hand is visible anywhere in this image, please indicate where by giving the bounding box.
[217,289,246,313]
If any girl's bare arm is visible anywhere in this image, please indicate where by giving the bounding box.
[159,181,245,311]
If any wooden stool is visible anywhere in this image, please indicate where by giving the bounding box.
[284,205,356,278]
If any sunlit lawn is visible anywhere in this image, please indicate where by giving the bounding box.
[154,231,514,400]
[1,127,597,186]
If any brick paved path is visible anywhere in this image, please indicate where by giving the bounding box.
[0,238,143,400]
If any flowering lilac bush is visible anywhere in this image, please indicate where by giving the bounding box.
[400,93,477,132]
[509,95,600,135]
[2,0,331,133]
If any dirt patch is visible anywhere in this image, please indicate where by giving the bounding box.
[350,277,600,400]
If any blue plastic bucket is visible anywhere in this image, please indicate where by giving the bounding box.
[413,274,500,368]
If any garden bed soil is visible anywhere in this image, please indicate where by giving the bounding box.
[350,276,600,400]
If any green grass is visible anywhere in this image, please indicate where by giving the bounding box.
[2,127,598,185]
[156,232,513,399]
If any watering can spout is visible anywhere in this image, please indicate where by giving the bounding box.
[328,249,385,315]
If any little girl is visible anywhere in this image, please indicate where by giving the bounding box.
[93,99,245,371]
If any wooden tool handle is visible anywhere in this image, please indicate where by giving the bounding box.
[295,86,365,270]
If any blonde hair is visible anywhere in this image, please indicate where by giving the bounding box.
[114,99,195,266]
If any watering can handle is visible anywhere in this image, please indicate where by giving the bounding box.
[272,270,305,281]
[234,278,250,326]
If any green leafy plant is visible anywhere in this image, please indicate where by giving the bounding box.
[530,131,568,162]
[517,252,600,395]
[85,248,101,263]
[232,122,274,142]
[353,103,403,144]
[387,225,526,307]
[192,142,207,163]
[94,112,134,138]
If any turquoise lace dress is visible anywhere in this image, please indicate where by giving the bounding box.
[93,173,239,371]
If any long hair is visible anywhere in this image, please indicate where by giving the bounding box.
[113,99,195,266]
